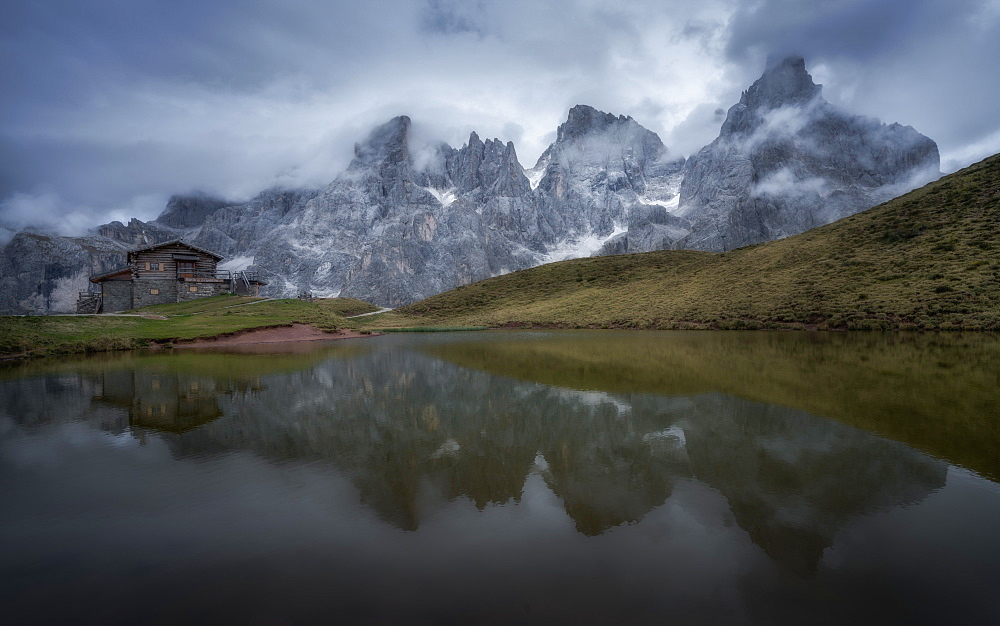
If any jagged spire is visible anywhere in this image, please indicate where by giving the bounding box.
[557,105,628,143]
[741,56,822,109]
[351,115,411,166]
[723,56,823,136]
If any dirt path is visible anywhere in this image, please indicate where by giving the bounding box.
[175,323,373,348]
[346,307,393,318]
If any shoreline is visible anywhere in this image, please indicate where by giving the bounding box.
[171,323,375,348]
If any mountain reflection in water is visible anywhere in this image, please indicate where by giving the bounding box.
[1,331,997,623]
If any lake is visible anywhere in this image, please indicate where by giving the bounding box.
[1,330,998,624]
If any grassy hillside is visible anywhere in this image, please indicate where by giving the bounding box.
[0,296,376,359]
[374,154,1000,331]
[135,295,379,318]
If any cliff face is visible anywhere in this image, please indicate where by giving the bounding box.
[677,56,940,251]
[0,57,941,312]
[185,109,685,308]
[0,221,178,314]
[536,105,686,258]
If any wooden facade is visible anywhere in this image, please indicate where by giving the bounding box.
[81,240,266,313]
[129,241,222,281]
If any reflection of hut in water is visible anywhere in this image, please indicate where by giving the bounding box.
[93,370,223,434]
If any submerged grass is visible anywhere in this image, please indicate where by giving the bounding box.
[422,330,1000,481]
[367,154,1000,332]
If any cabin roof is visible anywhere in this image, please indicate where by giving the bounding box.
[90,267,132,283]
[129,239,224,260]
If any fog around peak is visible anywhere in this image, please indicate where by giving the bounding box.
[1,0,997,241]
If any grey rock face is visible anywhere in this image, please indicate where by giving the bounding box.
[0,60,942,311]
[533,105,687,259]
[191,108,687,307]
[156,195,230,229]
[677,56,940,251]
[0,219,183,313]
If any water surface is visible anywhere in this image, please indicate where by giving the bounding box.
[1,331,998,624]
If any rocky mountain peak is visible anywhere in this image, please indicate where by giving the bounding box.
[721,56,823,136]
[155,194,230,228]
[681,55,939,252]
[556,104,632,143]
[742,55,822,110]
[351,115,411,168]
[447,133,529,197]
[535,105,668,170]
[0,59,945,313]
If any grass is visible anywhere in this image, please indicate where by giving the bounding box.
[131,295,266,315]
[136,295,380,319]
[5,153,999,357]
[313,297,381,317]
[0,296,377,359]
[365,153,1000,332]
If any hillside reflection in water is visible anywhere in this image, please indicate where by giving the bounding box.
[1,331,998,624]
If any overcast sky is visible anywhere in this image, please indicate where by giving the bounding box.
[2,0,998,242]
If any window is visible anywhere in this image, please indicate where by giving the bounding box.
[149,288,159,295]
[189,286,199,292]
[150,262,159,270]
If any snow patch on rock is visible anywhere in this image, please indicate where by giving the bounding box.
[219,255,255,271]
[545,223,627,262]
[423,186,457,208]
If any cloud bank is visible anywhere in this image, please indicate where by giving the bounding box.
[1,0,997,241]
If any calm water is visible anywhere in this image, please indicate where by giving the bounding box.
[1,331,998,624]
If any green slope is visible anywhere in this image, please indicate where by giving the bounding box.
[0,297,378,359]
[376,154,1000,331]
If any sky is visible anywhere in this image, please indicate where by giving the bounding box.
[2,0,998,242]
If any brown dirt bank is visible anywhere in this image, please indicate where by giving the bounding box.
[174,323,376,348]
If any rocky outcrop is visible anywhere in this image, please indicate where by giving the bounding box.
[184,109,686,307]
[677,56,940,251]
[0,219,182,313]
[0,57,941,312]
[535,105,686,258]
[1,233,115,313]
[156,195,230,229]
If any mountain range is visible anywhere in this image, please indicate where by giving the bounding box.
[0,56,940,313]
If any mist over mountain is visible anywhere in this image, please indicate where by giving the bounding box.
[676,56,940,251]
[0,57,940,313]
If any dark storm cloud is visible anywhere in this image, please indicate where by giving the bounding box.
[1,0,736,242]
[726,0,933,61]
[0,0,427,239]
[724,0,1000,171]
